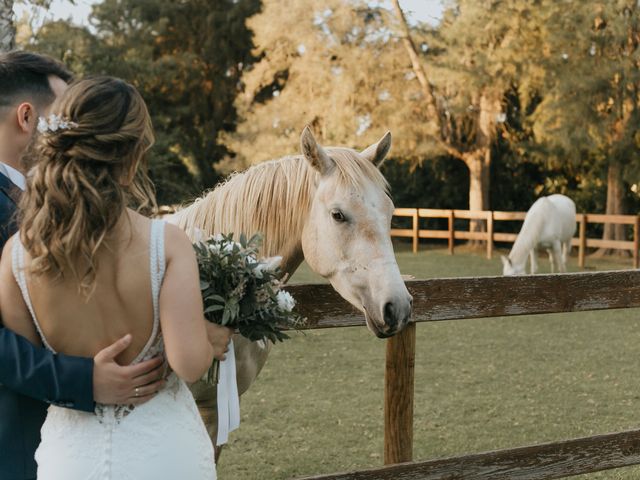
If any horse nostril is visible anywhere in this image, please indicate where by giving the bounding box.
[383,302,397,329]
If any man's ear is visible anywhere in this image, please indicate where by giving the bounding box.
[15,102,36,134]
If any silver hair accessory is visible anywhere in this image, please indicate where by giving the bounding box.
[37,114,78,134]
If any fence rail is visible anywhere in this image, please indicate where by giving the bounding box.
[390,208,640,268]
[285,270,640,479]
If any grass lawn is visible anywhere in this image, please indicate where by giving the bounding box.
[217,243,640,480]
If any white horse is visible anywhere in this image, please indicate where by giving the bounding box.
[501,194,576,275]
[168,127,413,445]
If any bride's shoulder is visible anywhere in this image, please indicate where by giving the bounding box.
[163,223,195,260]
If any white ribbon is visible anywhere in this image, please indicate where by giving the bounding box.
[216,339,240,446]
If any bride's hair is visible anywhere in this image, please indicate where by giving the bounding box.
[19,76,156,295]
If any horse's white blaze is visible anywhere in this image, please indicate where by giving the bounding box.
[502,194,576,276]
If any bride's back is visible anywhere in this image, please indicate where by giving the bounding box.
[15,76,158,366]
[26,213,155,365]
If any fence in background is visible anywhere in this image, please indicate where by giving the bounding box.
[390,208,640,268]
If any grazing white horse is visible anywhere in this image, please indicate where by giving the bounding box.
[501,194,576,275]
[168,127,413,445]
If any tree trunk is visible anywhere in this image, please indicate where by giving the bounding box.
[594,159,627,257]
[464,148,491,240]
[0,0,15,52]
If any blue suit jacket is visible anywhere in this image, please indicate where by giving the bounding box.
[0,172,95,480]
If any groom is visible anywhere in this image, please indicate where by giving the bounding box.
[0,51,167,480]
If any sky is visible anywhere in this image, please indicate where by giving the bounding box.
[14,0,444,29]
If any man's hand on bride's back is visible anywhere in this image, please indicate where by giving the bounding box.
[205,323,234,361]
[93,334,166,405]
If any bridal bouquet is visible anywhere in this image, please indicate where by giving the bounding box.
[194,233,306,385]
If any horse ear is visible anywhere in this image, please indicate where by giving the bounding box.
[500,255,511,267]
[300,126,334,175]
[360,131,392,168]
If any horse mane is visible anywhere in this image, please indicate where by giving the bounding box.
[172,148,388,259]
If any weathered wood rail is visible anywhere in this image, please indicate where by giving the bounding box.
[390,208,640,268]
[286,270,640,480]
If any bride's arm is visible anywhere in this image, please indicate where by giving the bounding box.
[159,224,214,383]
[0,236,40,345]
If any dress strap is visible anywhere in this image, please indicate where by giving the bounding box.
[150,219,166,323]
[131,220,166,364]
[10,235,57,353]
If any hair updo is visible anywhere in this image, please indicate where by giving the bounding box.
[19,76,157,295]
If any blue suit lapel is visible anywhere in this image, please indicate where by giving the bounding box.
[0,172,20,206]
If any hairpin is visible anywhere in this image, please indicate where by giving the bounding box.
[37,114,78,134]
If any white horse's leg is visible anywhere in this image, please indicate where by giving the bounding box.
[546,248,555,273]
[562,240,570,269]
[551,240,563,273]
[529,249,538,274]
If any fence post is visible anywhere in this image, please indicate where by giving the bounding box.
[412,209,419,254]
[634,216,640,269]
[486,211,494,259]
[384,322,416,465]
[448,210,455,255]
[578,214,587,268]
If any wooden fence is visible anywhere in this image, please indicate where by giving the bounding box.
[285,270,640,479]
[390,208,640,268]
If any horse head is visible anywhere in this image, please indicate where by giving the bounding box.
[299,127,413,338]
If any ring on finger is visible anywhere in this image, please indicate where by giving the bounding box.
[134,387,141,397]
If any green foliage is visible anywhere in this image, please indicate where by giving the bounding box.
[23,0,260,205]
[195,233,305,347]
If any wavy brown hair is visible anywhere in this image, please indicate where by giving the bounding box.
[19,76,156,295]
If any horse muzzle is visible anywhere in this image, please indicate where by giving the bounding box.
[363,293,413,338]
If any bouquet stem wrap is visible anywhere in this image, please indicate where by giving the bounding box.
[216,339,240,446]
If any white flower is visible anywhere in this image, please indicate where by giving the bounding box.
[254,256,282,277]
[276,290,296,312]
[49,114,61,131]
[37,116,49,133]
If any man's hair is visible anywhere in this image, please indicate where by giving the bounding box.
[0,50,73,110]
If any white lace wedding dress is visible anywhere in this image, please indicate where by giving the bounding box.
[11,220,216,480]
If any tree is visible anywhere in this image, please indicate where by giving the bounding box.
[221,0,434,172]
[391,0,552,234]
[530,1,640,247]
[0,0,15,52]
[28,0,260,204]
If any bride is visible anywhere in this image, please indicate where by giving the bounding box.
[0,76,229,479]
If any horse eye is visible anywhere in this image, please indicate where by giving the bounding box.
[331,209,346,222]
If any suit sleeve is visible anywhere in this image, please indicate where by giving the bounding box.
[0,326,95,412]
